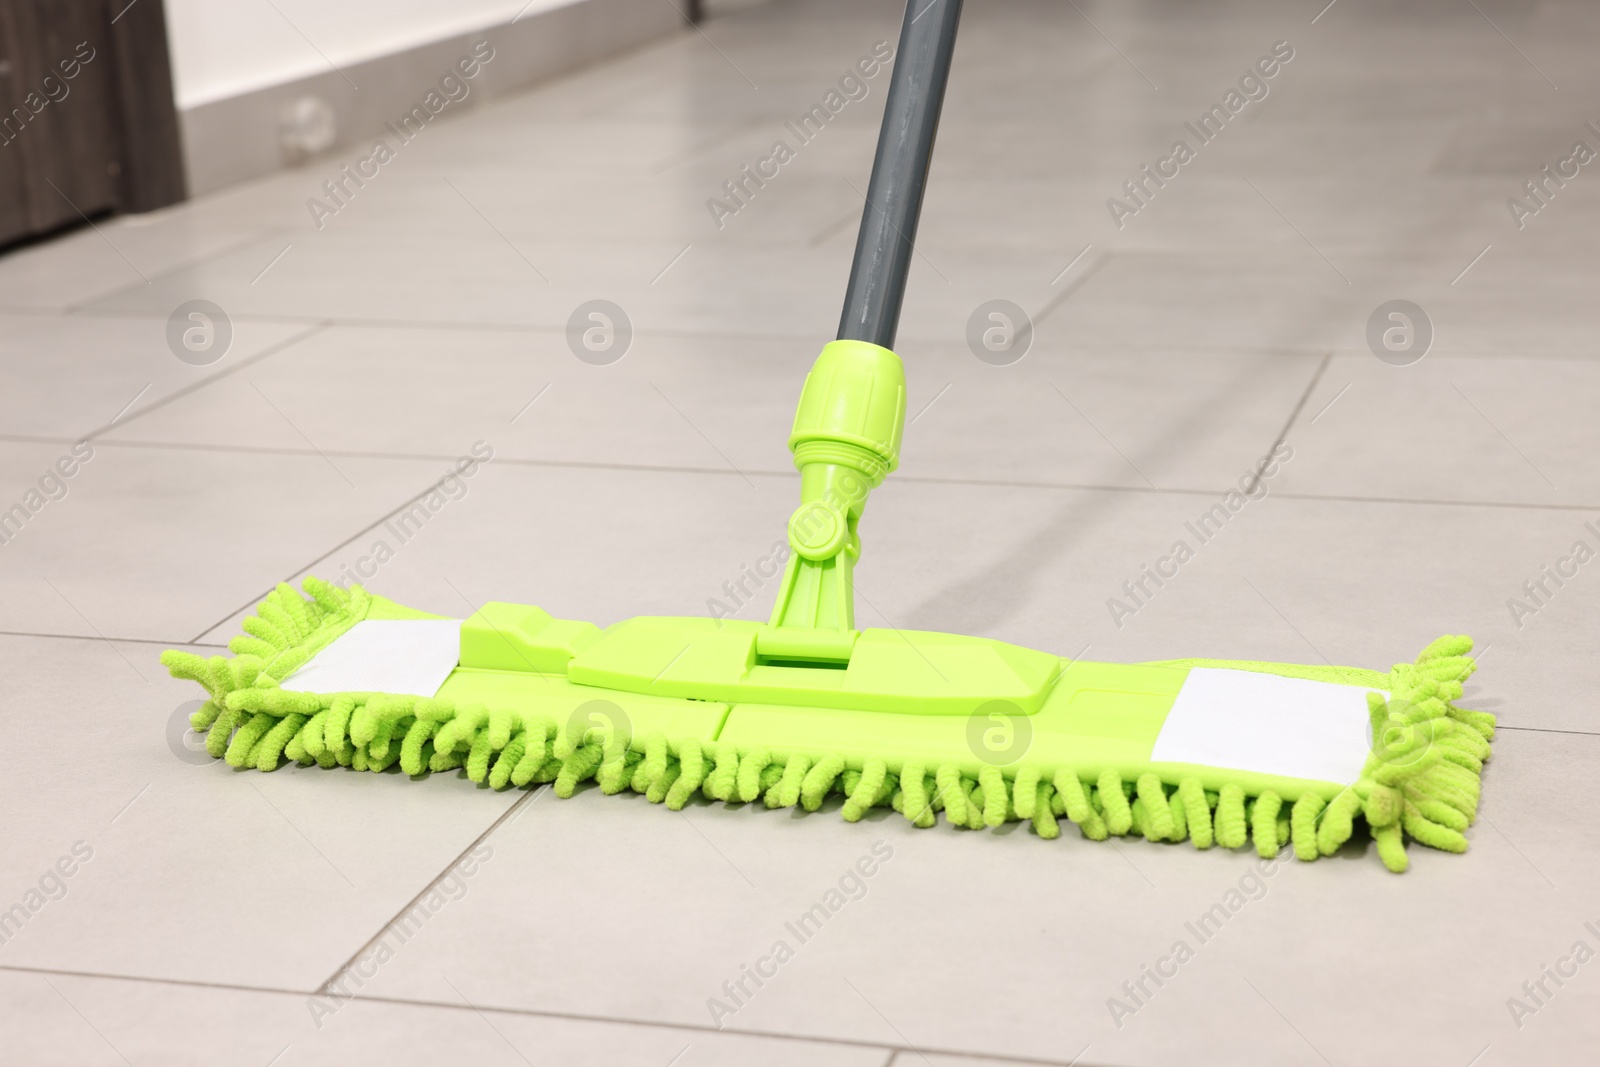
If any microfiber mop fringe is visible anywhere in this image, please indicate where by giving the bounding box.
[162,579,1495,873]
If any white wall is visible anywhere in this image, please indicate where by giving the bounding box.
[164,0,579,109]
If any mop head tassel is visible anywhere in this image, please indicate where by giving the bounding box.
[163,581,1494,873]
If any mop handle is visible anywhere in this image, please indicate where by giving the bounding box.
[836,0,964,350]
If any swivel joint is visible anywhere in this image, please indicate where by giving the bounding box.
[758,340,905,664]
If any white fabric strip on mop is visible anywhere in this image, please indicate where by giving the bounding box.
[1150,667,1382,786]
[281,619,462,698]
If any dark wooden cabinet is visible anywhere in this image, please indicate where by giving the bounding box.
[0,0,184,247]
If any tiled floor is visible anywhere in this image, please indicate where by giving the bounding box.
[3,0,1598,1063]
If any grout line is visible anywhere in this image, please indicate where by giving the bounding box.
[70,434,810,484]
[1030,251,1109,327]
[1232,489,1596,513]
[0,962,1099,1066]
[32,305,1600,363]
[60,306,319,325]
[79,322,331,441]
[1274,351,1334,448]
[1495,725,1600,739]
[315,787,548,995]
[1242,350,1332,495]
[60,229,298,314]
[807,208,863,248]
[9,429,1599,515]
[0,629,226,648]
[648,115,770,173]
[0,963,308,998]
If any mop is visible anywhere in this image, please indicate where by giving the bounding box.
[163,0,1493,873]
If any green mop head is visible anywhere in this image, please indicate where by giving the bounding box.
[165,341,1497,874]
[162,580,1493,875]
[162,341,1494,875]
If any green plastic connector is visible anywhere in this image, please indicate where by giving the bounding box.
[460,602,601,674]
[568,616,1061,715]
[759,340,906,664]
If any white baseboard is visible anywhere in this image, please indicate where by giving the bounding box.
[178,0,683,197]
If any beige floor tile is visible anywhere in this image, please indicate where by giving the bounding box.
[0,634,518,990]
[322,729,1594,1067]
[0,969,892,1067]
[1275,352,1600,507]
[0,442,446,642]
[0,313,316,440]
[0,214,273,313]
[98,324,1319,492]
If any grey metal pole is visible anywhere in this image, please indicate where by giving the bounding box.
[836,0,964,350]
